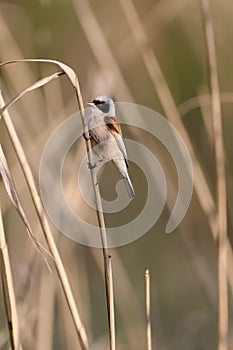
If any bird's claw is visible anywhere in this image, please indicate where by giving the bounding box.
[83,132,91,141]
[88,162,97,169]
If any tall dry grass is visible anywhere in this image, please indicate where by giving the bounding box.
[0,0,232,349]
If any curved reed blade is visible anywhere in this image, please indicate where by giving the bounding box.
[0,204,22,350]
[0,58,94,350]
[0,71,64,117]
[0,144,51,270]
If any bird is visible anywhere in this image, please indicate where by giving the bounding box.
[84,95,135,199]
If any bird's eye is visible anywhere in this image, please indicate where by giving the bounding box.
[93,99,105,105]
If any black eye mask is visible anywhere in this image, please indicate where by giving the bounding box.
[92,99,104,105]
[92,100,110,113]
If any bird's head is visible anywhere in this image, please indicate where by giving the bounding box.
[88,95,115,116]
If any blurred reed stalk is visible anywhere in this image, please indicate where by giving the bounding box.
[91,248,144,348]
[201,1,228,350]
[75,71,116,350]
[118,0,215,235]
[0,202,22,350]
[35,269,56,350]
[72,0,134,99]
[0,71,90,350]
[73,0,233,299]
[145,269,152,350]
[118,0,233,293]
[108,255,116,349]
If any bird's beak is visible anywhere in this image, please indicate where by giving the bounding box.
[87,102,95,107]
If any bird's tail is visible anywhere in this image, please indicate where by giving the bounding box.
[124,175,135,199]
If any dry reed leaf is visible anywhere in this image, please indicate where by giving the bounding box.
[0,145,51,270]
[201,1,228,349]
[0,59,90,349]
[0,58,82,102]
[0,61,80,261]
[0,70,64,117]
[0,59,87,139]
[0,60,91,349]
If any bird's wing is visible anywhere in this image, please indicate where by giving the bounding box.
[104,116,122,135]
[104,116,129,167]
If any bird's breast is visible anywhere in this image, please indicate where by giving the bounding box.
[89,114,113,142]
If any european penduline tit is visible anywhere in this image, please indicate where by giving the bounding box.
[84,95,135,199]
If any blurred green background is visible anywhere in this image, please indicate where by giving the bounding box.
[0,0,233,349]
